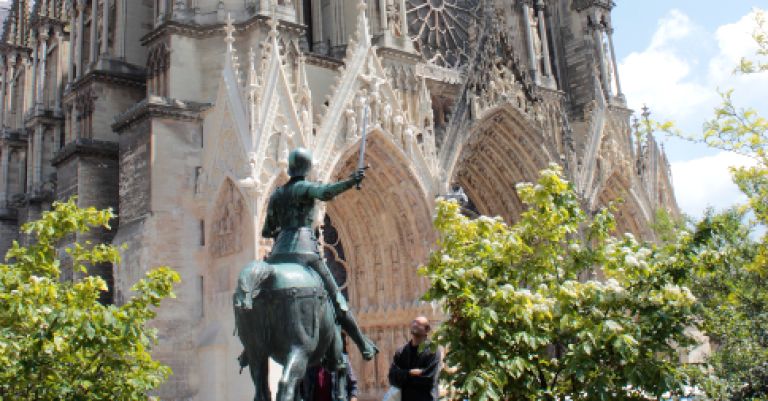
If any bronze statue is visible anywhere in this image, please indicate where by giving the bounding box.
[234,147,378,401]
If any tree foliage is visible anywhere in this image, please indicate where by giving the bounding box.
[656,9,768,400]
[420,165,699,401]
[0,198,180,401]
[679,209,768,400]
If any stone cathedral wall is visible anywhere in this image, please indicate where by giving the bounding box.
[0,1,678,400]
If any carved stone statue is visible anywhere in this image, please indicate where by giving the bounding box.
[345,108,358,142]
[528,6,543,65]
[234,148,378,401]
[386,0,402,37]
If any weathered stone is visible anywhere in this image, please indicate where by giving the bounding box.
[0,1,679,400]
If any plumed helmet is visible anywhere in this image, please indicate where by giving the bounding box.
[288,148,313,177]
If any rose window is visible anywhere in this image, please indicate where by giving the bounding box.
[406,0,482,68]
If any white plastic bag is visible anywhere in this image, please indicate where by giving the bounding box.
[382,386,401,401]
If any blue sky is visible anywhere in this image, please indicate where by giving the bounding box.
[612,1,767,218]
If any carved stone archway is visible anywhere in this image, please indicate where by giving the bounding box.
[597,174,652,239]
[449,105,556,222]
[323,130,437,401]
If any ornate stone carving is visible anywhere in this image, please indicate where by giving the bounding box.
[527,5,543,66]
[344,108,358,143]
[386,0,403,37]
[213,129,249,182]
[211,180,245,258]
[465,23,538,122]
[406,0,481,68]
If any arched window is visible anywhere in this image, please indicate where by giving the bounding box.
[319,214,349,297]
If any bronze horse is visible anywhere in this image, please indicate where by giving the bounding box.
[233,260,347,401]
[234,148,376,401]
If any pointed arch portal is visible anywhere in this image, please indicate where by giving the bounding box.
[323,131,436,399]
[450,105,556,223]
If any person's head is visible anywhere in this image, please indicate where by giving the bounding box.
[410,316,431,343]
[288,148,313,177]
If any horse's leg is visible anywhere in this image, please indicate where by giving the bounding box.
[277,348,308,401]
[325,325,348,401]
[248,353,271,401]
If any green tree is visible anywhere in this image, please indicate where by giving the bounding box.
[671,10,768,400]
[680,209,768,400]
[633,9,768,400]
[420,165,699,401]
[0,198,180,400]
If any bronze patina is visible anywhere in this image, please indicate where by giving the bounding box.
[234,147,377,401]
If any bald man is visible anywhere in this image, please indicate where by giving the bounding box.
[388,317,441,401]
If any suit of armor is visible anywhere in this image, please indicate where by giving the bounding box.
[262,148,378,361]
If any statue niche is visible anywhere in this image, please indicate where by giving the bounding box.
[211,179,246,258]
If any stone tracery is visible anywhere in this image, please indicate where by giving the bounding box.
[406,0,481,68]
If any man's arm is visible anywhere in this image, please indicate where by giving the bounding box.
[408,349,440,387]
[388,347,409,387]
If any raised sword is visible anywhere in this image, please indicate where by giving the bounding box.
[356,102,369,190]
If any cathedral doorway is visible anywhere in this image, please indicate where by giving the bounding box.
[322,130,435,401]
[449,105,556,223]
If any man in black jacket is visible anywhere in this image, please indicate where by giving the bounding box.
[388,316,441,401]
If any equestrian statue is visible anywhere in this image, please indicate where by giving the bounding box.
[233,143,378,401]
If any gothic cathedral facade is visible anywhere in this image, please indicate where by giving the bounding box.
[0,1,677,400]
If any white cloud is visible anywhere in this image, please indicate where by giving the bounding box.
[671,152,756,218]
[711,11,762,72]
[649,10,695,49]
[619,8,768,126]
[618,10,714,123]
[619,8,768,217]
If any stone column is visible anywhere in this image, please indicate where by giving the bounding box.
[592,24,610,96]
[157,0,167,26]
[115,0,125,59]
[379,0,387,31]
[101,0,110,55]
[30,38,39,107]
[606,27,624,101]
[33,125,43,189]
[0,62,7,128]
[332,0,345,49]
[75,1,85,79]
[311,0,323,51]
[521,1,539,84]
[54,125,62,152]
[26,132,33,192]
[37,29,49,106]
[0,147,8,205]
[399,0,407,40]
[54,28,64,113]
[6,57,15,128]
[73,104,80,140]
[296,0,304,24]
[67,7,76,83]
[536,0,553,78]
[22,59,33,122]
[90,0,99,68]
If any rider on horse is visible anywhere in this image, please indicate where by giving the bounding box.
[261,147,379,361]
